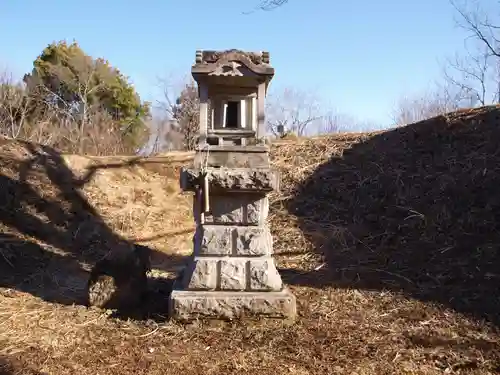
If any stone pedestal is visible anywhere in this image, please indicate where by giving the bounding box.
[168,148,296,321]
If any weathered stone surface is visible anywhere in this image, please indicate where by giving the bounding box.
[249,259,283,291]
[181,167,279,193]
[195,195,269,225]
[193,148,270,169]
[192,49,275,76]
[195,225,272,256]
[182,259,217,290]
[219,259,246,290]
[197,50,271,66]
[234,226,272,256]
[195,225,232,255]
[169,289,297,321]
[247,197,268,224]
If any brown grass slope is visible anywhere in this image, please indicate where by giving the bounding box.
[273,105,500,326]
[0,140,193,304]
[0,106,500,374]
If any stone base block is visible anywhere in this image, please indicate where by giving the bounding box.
[169,289,297,322]
[180,256,283,292]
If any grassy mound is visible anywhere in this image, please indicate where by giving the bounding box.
[272,105,500,325]
[1,106,500,374]
[0,139,193,306]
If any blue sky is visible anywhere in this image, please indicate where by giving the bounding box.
[0,0,474,129]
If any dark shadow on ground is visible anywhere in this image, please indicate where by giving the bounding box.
[282,107,500,326]
[0,356,43,375]
[0,141,188,320]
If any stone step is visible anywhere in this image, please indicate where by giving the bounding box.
[169,289,296,321]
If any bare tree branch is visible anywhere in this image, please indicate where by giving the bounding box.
[392,86,463,126]
[266,87,323,137]
[257,0,289,10]
[450,0,500,58]
[0,71,31,138]
[155,76,197,151]
[319,111,356,134]
[0,68,138,155]
[446,0,500,104]
[243,0,290,14]
[444,47,490,105]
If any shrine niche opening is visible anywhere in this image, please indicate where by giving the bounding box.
[225,101,239,128]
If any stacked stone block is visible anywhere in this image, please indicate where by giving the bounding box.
[169,162,296,321]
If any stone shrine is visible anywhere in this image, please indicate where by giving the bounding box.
[168,49,296,321]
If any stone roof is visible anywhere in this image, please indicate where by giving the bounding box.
[192,49,274,77]
[196,49,270,65]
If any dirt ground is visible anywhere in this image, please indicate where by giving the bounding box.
[1,107,500,374]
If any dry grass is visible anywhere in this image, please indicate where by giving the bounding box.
[1,107,500,374]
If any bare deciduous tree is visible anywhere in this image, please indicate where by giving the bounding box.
[319,111,342,135]
[266,87,323,137]
[0,72,32,138]
[318,111,363,134]
[445,0,500,105]
[0,69,138,155]
[140,116,183,156]
[445,46,490,106]
[392,86,463,126]
[173,81,199,151]
[155,76,198,151]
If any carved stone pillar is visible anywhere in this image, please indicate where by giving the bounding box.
[198,83,209,146]
[170,160,296,321]
[252,96,257,131]
[257,82,266,139]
